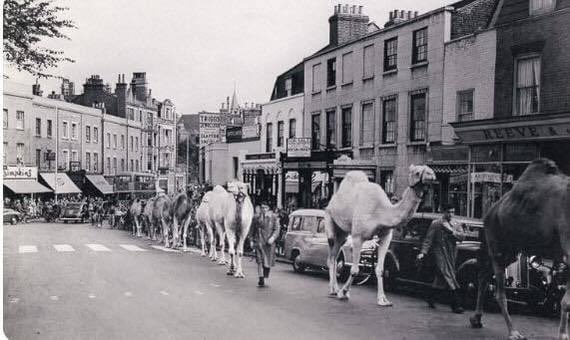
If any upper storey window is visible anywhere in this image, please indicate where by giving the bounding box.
[514,55,541,115]
[530,0,556,15]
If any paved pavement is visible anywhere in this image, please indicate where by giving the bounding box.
[3,222,561,340]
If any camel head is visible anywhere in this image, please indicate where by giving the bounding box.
[226,181,249,203]
[407,164,436,189]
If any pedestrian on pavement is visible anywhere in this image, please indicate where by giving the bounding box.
[416,203,466,313]
[250,202,280,288]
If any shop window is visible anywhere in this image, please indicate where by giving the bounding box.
[289,119,296,139]
[470,163,502,218]
[384,37,398,71]
[363,44,375,78]
[412,28,428,64]
[341,107,352,148]
[504,143,538,161]
[311,114,321,150]
[514,55,540,115]
[530,0,556,15]
[326,110,336,148]
[382,97,397,144]
[342,52,353,84]
[410,91,426,142]
[457,90,474,122]
[471,144,501,162]
[277,121,284,147]
[360,102,374,145]
[327,58,336,87]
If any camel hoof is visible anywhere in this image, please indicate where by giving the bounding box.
[508,331,526,340]
[469,315,483,329]
[337,290,350,300]
[377,298,393,307]
[226,270,235,276]
[560,334,569,340]
[234,272,244,278]
[218,260,226,266]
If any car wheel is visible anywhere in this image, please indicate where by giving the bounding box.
[10,217,17,225]
[336,254,350,283]
[292,251,305,273]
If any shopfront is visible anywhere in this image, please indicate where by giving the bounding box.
[3,166,52,199]
[242,153,280,208]
[451,112,570,218]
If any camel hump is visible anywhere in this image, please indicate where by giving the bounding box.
[338,171,369,191]
[213,185,226,194]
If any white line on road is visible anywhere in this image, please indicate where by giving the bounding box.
[150,245,180,253]
[86,244,111,252]
[18,245,38,253]
[49,296,59,301]
[189,248,202,254]
[160,291,169,296]
[124,292,133,297]
[210,283,221,288]
[53,244,75,252]
[194,290,204,295]
[88,294,96,299]
[9,297,19,304]
[119,244,147,252]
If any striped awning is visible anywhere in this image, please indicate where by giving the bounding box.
[429,165,468,174]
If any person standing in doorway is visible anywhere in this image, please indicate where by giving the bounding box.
[416,203,466,313]
[250,202,280,287]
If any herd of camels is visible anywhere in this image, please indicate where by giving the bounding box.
[128,159,569,340]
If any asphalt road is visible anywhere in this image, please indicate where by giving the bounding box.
[3,222,561,340]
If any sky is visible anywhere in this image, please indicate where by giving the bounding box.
[4,0,450,116]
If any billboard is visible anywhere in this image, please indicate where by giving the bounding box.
[287,138,311,158]
[199,113,221,146]
[3,166,38,179]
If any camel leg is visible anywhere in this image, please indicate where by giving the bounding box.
[207,224,217,260]
[172,216,180,249]
[492,259,525,340]
[375,229,394,307]
[226,230,236,276]
[215,225,226,265]
[198,224,207,256]
[338,236,363,300]
[162,218,170,248]
[469,261,492,329]
[325,213,346,296]
[181,216,191,252]
[136,216,142,237]
[234,232,247,278]
[131,216,136,236]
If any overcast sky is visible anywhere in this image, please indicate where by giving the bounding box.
[4,0,450,116]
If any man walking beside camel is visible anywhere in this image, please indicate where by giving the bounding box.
[250,202,280,287]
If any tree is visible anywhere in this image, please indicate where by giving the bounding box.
[3,0,76,78]
[177,138,199,182]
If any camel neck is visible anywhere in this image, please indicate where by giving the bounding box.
[393,185,424,224]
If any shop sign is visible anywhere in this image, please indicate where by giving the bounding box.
[3,166,37,179]
[199,112,221,146]
[226,125,242,143]
[456,120,570,143]
[287,138,311,158]
[470,172,514,184]
[242,124,260,140]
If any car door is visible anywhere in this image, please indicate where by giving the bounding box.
[309,217,330,268]
[392,218,432,283]
[284,215,303,258]
[299,215,320,266]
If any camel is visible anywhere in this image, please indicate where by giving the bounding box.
[142,197,157,240]
[207,186,231,265]
[195,191,217,259]
[325,165,436,305]
[469,158,570,340]
[129,198,143,237]
[171,192,194,251]
[152,194,173,247]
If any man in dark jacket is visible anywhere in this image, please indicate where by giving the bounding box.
[417,203,466,313]
[250,202,280,287]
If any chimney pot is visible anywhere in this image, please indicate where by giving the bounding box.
[400,10,405,18]
[358,6,363,14]
[343,4,348,13]
[408,10,412,19]
[118,74,120,83]
[389,12,393,20]
[351,5,356,14]
[414,11,419,17]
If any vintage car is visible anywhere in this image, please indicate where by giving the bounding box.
[3,208,22,225]
[60,202,89,223]
[360,212,566,315]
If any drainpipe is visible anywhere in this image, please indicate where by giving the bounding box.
[55,106,59,203]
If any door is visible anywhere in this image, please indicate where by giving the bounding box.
[298,215,320,265]
[308,217,329,268]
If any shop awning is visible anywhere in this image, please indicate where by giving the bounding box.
[429,165,468,175]
[86,175,114,195]
[39,173,82,194]
[3,179,52,194]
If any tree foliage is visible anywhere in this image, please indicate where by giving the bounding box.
[3,0,76,78]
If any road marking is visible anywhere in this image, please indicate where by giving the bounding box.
[151,245,180,253]
[194,290,204,295]
[124,292,133,297]
[189,248,202,254]
[86,244,111,252]
[49,296,59,301]
[18,245,38,253]
[119,244,147,252]
[9,297,19,304]
[53,244,75,252]
[88,294,96,299]
[160,290,169,296]
[210,283,221,288]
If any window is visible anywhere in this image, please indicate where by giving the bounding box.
[130,136,134,150]
[384,37,398,71]
[71,150,78,162]
[113,134,117,149]
[360,102,374,145]
[61,150,69,169]
[530,0,556,15]
[85,126,91,142]
[266,123,273,152]
[311,113,321,150]
[290,216,301,231]
[285,78,292,96]
[410,91,427,141]
[3,109,7,129]
[121,135,125,149]
[312,63,322,92]
[277,121,284,147]
[289,119,296,138]
[16,111,24,130]
[457,90,474,122]
[47,120,52,138]
[341,52,353,84]
[128,108,134,120]
[326,110,336,148]
[135,137,139,151]
[135,159,139,172]
[380,170,394,194]
[113,157,117,172]
[93,153,98,172]
[515,55,540,115]
[327,58,336,87]
[107,133,111,148]
[301,216,319,233]
[86,152,91,171]
[341,107,352,148]
[62,121,69,138]
[233,157,239,179]
[121,158,125,172]
[130,159,134,172]
[93,127,98,143]
[363,44,375,78]
[35,118,41,136]
[412,28,428,64]
[3,143,7,165]
[36,149,41,166]
[107,157,111,174]
[382,97,397,144]
[71,123,77,140]
[165,153,171,167]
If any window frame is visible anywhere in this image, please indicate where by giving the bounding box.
[341,52,353,84]
[35,118,41,137]
[327,58,337,87]
[360,101,375,146]
[71,122,78,140]
[456,89,474,122]
[266,122,273,153]
[326,109,337,148]
[410,90,427,142]
[384,37,398,71]
[382,96,397,144]
[289,118,296,139]
[311,113,321,150]
[93,126,98,143]
[412,27,428,64]
[47,120,52,138]
[312,63,322,93]
[363,44,375,79]
[85,125,91,142]
[341,106,352,148]
[513,53,541,116]
[277,121,284,147]
[62,121,69,139]
[86,152,91,172]
[3,109,8,129]
[16,110,24,130]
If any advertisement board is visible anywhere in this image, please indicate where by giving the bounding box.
[3,166,38,179]
[287,138,311,158]
[199,113,221,146]
[226,125,242,143]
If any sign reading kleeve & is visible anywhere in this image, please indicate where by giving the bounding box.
[287,138,311,158]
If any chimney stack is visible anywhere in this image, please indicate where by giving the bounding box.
[384,8,418,28]
[329,4,369,46]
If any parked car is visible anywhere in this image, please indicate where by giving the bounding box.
[283,209,374,282]
[60,202,89,223]
[360,212,566,315]
[3,208,21,225]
